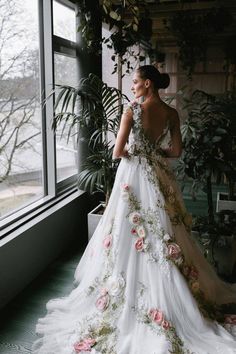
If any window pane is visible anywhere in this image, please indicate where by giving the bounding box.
[102,26,119,89]
[53,0,76,42]
[54,54,78,182]
[0,0,44,219]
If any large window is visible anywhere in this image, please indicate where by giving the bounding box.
[0,0,43,219]
[0,0,79,233]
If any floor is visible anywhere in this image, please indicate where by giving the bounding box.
[0,183,233,354]
[0,247,83,354]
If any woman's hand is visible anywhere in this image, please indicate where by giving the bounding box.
[112,148,130,160]
[122,149,130,158]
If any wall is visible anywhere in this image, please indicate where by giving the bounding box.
[0,191,89,309]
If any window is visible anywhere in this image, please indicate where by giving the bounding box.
[102,25,148,99]
[54,54,78,182]
[0,0,79,233]
[53,0,78,184]
[53,0,76,42]
[0,0,43,220]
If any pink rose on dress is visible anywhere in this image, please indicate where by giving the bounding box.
[131,100,138,108]
[148,308,164,325]
[129,211,141,225]
[100,287,108,296]
[135,237,144,252]
[73,337,95,352]
[121,183,130,191]
[131,227,137,235]
[161,319,171,330]
[103,234,112,249]
[167,243,182,260]
[73,341,89,352]
[83,338,96,347]
[95,294,110,311]
[189,266,199,280]
[225,314,236,324]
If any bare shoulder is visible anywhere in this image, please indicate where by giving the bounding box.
[167,106,180,128]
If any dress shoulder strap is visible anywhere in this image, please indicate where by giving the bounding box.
[126,101,142,123]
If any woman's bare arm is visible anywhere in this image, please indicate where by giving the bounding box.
[112,108,133,159]
[162,110,182,158]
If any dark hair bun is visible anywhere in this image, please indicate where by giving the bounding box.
[158,73,170,89]
[137,65,170,90]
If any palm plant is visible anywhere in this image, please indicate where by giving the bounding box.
[176,90,236,224]
[175,90,236,275]
[51,73,128,205]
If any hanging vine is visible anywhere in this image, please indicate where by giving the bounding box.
[77,0,153,75]
[165,7,233,78]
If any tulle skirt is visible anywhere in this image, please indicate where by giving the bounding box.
[32,156,236,354]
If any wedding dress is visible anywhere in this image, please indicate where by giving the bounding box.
[32,101,236,354]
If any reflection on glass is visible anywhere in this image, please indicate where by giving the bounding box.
[54,54,78,182]
[0,0,43,220]
[53,0,76,42]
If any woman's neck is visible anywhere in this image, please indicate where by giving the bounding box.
[143,90,161,104]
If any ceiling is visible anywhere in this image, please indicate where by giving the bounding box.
[145,0,236,45]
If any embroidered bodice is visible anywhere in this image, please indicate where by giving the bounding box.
[128,101,169,160]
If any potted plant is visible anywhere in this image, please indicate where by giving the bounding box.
[176,90,231,223]
[176,90,236,277]
[192,212,236,278]
[52,73,128,239]
[213,92,236,212]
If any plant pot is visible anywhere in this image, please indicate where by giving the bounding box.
[216,192,236,212]
[87,203,105,241]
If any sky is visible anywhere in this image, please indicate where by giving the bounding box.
[1,0,76,78]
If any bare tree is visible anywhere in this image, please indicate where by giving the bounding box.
[0,0,40,182]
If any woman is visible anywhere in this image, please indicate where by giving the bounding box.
[33,65,236,354]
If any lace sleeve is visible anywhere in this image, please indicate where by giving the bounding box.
[124,100,139,113]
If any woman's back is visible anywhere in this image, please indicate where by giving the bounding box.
[140,100,175,144]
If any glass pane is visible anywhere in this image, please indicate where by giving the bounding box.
[0,0,43,219]
[102,26,119,89]
[54,54,78,182]
[53,0,76,42]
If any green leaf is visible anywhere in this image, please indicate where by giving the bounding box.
[212,136,222,143]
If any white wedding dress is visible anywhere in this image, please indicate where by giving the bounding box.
[32,102,236,354]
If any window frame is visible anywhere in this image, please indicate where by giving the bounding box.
[52,0,79,189]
